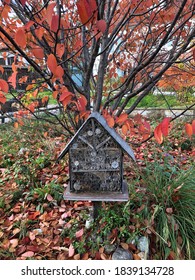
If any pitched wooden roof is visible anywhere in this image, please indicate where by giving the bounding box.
[57,112,135,161]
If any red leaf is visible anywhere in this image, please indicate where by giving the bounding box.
[161,117,171,137]
[185,123,193,137]
[77,0,92,24]
[32,47,44,59]
[28,211,40,220]
[24,20,34,31]
[54,65,64,79]
[0,79,9,93]
[193,48,195,61]
[46,2,56,27]
[15,28,26,49]
[192,120,195,135]
[69,244,75,257]
[96,20,107,33]
[20,0,27,6]
[56,44,65,58]
[47,54,58,74]
[59,91,72,102]
[143,120,151,132]
[154,124,163,144]
[75,228,84,238]
[61,95,72,108]
[51,15,59,32]
[8,72,17,89]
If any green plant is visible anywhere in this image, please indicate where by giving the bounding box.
[26,181,64,204]
[132,156,195,259]
[0,197,5,208]
[95,202,139,244]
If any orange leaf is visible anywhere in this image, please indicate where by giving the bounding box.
[46,2,56,27]
[185,123,193,137]
[61,95,72,108]
[35,27,44,40]
[32,47,44,59]
[8,72,17,89]
[76,95,87,111]
[56,44,65,58]
[192,120,195,135]
[0,66,4,74]
[51,15,59,32]
[14,122,19,129]
[54,65,64,79]
[161,117,171,137]
[33,89,39,98]
[96,20,107,33]
[28,211,40,220]
[59,91,72,102]
[68,244,75,257]
[52,91,59,99]
[154,124,163,144]
[47,54,57,74]
[122,124,128,135]
[15,28,26,49]
[116,113,128,125]
[0,79,9,93]
[106,115,115,128]
[0,92,6,104]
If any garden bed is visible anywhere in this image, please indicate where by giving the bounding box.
[0,119,194,260]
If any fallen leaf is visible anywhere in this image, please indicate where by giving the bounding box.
[100,253,107,260]
[120,242,129,250]
[81,252,89,260]
[74,254,80,260]
[133,254,141,260]
[47,194,54,201]
[68,244,75,257]
[10,238,19,248]
[166,208,173,214]
[11,228,20,236]
[75,228,84,238]
[21,251,35,258]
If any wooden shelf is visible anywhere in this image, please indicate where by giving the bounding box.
[63,182,129,202]
[72,169,120,173]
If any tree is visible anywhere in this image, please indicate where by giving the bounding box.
[0,0,195,142]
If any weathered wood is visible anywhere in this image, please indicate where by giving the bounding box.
[63,182,129,201]
[58,112,134,202]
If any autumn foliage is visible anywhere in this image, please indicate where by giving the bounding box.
[0,0,195,143]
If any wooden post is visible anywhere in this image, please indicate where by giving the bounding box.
[92,201,102,220]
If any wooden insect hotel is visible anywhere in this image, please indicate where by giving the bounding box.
[57,112,135,201]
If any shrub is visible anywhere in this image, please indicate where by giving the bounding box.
[131,156,195,259]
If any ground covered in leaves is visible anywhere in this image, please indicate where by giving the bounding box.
[0,119,194,260]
